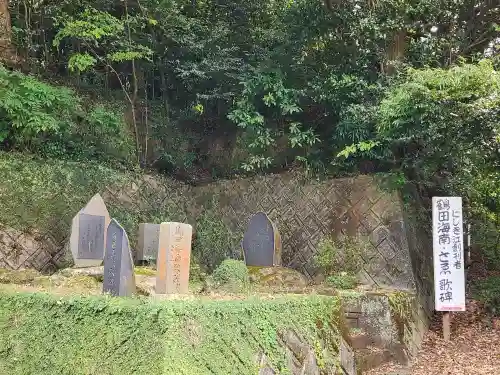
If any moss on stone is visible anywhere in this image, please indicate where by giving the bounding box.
[248,266,308,291]
[0,268,42,284]
[388,291,415,343]
[134,267,156,276]
[0,269,103,295]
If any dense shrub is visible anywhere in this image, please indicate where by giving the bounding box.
[326,273,358,290]
[191,202,240,272]
[0,66,134,165]
[211,259,249,292]
[314,236,370,276]
[473,276,500,316]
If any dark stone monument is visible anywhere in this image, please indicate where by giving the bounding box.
[103,219,136,297]
[77,214,105,259]
[70,194,110,268]
[137,223,160,261]
[242,212,282,267]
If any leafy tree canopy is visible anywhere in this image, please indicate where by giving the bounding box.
[0,0,498,224]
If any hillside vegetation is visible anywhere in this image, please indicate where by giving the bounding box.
[0,0,497,297]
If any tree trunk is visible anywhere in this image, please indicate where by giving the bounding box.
[159,62,170,118]
[0,0,18,66]
[382,30,407,75]
[124,0,141,166]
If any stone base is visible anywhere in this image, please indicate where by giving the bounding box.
[248,266,309,289]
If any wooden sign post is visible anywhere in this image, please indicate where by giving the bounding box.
[432,197,466,341]
[443,312,451,342]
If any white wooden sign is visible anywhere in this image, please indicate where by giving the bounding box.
[432,197,465,311]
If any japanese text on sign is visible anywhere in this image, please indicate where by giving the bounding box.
[433,197,465,311]
[169,224,184,292]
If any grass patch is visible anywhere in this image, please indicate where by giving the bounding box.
[326,273,358,290]
[134,267,156,276]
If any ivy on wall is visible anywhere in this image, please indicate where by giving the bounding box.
[0,290,342,374]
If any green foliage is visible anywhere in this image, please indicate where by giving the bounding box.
[228,70,321,171]
[68,53,97,72]
[473,219,500,271]
[54,6,152,72]
[192,201,240,272]
[211,259,250,292]
[0,66,134,164]
[0,152,127,238]
[387,291,415,343]
[5,0,499,177]
[53,8,125,46]
[0,66,77,141]
[0,290,342,374]
[473,277,500,316]
[338,60,499,269]
[326,273,358,290]
[337,141,380,159]
[75,105,134,163]
[388,291,414,324]
[314,236,369,276]
[378,61,499,253]
[378,60,499,140]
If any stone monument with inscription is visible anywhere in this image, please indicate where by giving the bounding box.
[137,223,160,262]
[156,222,193,294]
[70,194,111,268]
[242,212,282,267]
[103,219,136,297]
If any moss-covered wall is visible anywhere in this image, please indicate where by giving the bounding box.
[0,291,342,375]
[342,290,428,370]
[0,153,416,292]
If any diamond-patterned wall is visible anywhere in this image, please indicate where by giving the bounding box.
[194,173,415,290]
[0,171,417,290]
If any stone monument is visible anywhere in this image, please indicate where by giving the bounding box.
[103,219,136,297]
[70,193,110,267]
[156,222,193,294]
[242,212,282,267]
[137,223,161,261]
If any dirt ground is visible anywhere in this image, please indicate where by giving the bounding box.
[367,300,500,375]
[368,257,500,375]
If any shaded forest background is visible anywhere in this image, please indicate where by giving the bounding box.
[0,0,498,280]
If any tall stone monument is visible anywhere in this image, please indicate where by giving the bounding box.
[70,194,110,267]
[242,212,282,267]
[156,222,193,294]
[103,219,136,297]
[137,223,161,262]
